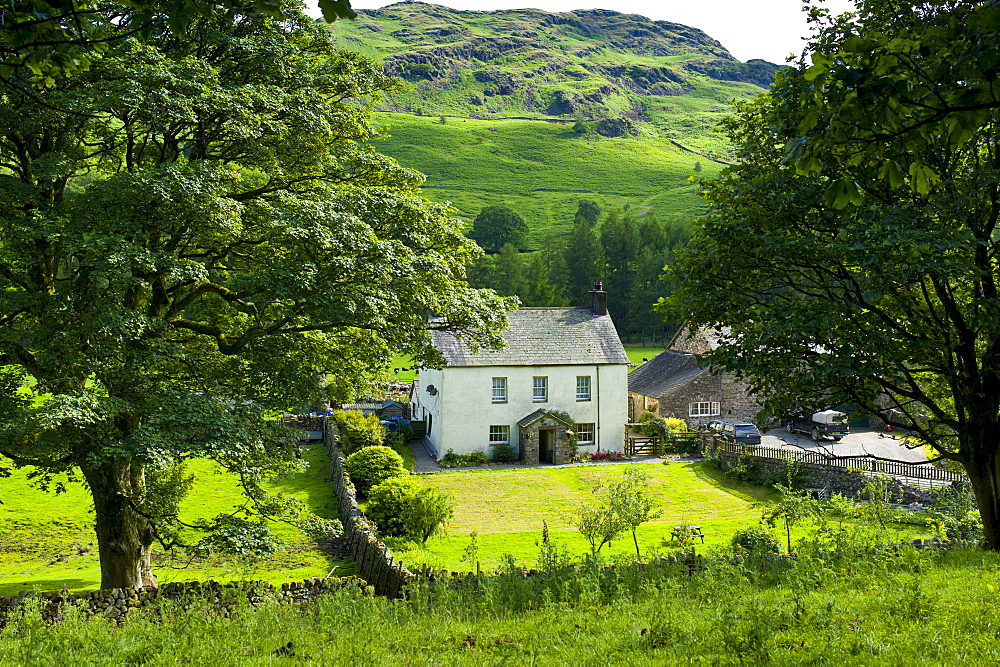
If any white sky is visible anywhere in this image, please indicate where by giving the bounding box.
[307,0,856,65]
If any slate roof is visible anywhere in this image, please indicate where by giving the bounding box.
[431,308,628,367]
[627,350,706,398]
[517,408,575,428]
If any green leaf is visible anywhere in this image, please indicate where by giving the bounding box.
[318,0,358,22]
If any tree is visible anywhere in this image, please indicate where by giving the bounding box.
[344,446,407,494]
[575,486,625,556]
[575,466,661,557]
[563,215,604,305]
[405,486,454,545]
[0,6,512,589]
[608,466,662,558]
[601,209,640,327]
[493,243,527,298]
[0,0,357,85]
[468,205,529,253]
[667,0,1000,548]
[760,485,821,554]
[789,0,1000,192]
[574,199,602,227]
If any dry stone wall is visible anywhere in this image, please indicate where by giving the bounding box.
[323,419,415,598]
[0,577,368,628]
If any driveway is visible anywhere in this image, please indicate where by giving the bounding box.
[761,426,928,463]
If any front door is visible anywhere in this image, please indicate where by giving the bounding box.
[538,429,553,463]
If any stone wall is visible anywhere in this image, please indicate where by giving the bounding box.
[716,449,950,504]
[0,576,368,627]
[657,370,761,426]
[323,419,415,598]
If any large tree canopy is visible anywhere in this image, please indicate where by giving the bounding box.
[0,0,356,84]
[0,4,512,588]
[668,0,1000,547]
[468,204,529,254]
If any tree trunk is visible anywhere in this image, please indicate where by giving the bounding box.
[81,457,157,589]
[965,449,1000,551]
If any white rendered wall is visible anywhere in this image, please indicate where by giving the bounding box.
[417,364,628,460]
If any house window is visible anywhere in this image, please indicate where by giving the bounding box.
[489,425,510,445]
[532,376,548,402]
[492,377,507,403]
[689,401,720,417]
[576,376,591,401]
[575,423,595,445]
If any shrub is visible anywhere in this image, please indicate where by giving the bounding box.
[406,486,454,545]
[439,449,488,467]
[731,525,782,557]
[331,410,386,455]
[345,446,406,494]
[365,477,419,537]
[366,477,453,544]
[491,443,517,463]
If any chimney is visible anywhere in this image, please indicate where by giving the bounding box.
[589,280,607,316]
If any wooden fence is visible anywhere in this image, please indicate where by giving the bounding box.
[624,427,701,457]
[707,436,966,485]
[323,419,414,598]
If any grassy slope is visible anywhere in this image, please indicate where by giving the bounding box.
[0,445,346,595]
[4,549,1000,663]
[326,2,767,239]
[374,112,724,244]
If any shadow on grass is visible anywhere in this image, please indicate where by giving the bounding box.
[265,445,337,519]
[0,577,96,595]
[687,461,777,504]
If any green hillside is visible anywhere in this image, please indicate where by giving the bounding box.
[372,112,723,244]
[326,2,775,240]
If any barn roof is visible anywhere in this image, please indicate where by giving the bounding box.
[431,307,628,367]
[627,350,706,398]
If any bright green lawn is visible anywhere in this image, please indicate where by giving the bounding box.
[391,461,932,572]
[391,461,776,570]
[624,346,664,369]
[0,445,347,595]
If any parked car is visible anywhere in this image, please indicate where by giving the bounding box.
[706,419,762,445]
[785,410,849,441]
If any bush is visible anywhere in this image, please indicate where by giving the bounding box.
[491,443,517,463]
[366,477,453,544]
[439,449,488,467]
[345,446,406,494]
[365,477,419,536]
[731,525,782,557]
[331,410,386,455]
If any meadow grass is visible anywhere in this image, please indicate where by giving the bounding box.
[0,445,345,595]
[383,460,933,572]
[624,346,664,368]
[373,113,719,243]
[3,546,997,663]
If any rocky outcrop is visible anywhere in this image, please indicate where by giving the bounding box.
[596,118,639,138]
[338,2,785,122]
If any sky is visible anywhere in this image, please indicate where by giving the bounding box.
[307,0,857,65]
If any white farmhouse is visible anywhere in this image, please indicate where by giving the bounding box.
[412,284,629,464]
